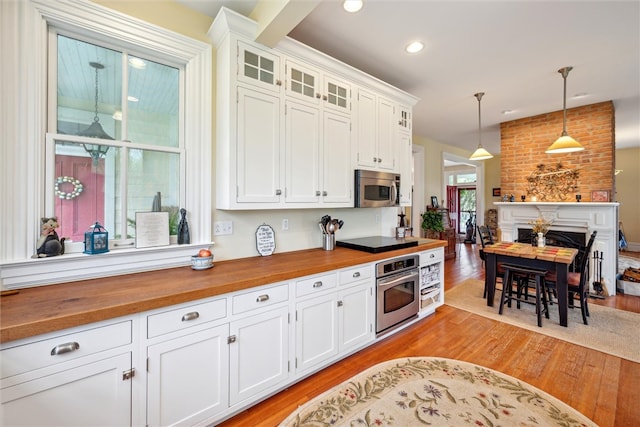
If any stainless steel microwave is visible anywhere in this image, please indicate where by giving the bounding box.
[354,170,400,208]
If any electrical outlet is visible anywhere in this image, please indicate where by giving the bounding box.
[214,221,233,235]
[282,219,289,230]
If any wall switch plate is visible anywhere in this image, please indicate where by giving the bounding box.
[214,221,233,235]
[282,219,289,230]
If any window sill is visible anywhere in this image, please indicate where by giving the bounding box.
[1,243,212,290]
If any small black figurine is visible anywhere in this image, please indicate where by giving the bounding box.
[177,208,190,244]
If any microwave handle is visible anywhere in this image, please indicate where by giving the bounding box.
[391,181,398,204]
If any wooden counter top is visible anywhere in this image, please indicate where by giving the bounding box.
[0,239,445,343]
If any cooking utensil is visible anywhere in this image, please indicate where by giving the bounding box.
[338,220,344,229]
[319,223,327,234]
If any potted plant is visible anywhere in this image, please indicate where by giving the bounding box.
[421,209,444,239]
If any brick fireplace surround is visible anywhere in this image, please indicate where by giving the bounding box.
[495,101,618,295]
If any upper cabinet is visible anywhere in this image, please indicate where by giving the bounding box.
[209,8,417,210]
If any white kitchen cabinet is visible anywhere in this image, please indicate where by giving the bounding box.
[146,298,228,427]
[398,104,412,131]
[236,86,282,204]
[355,88,396,171]
[237,40,282,93]
[1,321,133,427]
[295,267,374,375]
[285,100,352,205]
[229,306,290,406]
[211,9,416,210]
[147,325,228,427]
[419,248,445,315]
[398,130,412,206]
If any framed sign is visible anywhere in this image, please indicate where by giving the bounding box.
[591,190,610,202]
[492,188,501,197]
[430,196,439,208]
[255,223,276,256]
[135,211,170,248]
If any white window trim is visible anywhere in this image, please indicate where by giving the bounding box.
[0,0,212,289]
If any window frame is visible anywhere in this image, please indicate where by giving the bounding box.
[0,0,212,289]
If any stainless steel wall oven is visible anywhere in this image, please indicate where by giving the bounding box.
[376,254,420,335]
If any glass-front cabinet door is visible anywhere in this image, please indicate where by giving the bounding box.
[285,59,319,105]
[237,41,281,93]
[322,74,350,115]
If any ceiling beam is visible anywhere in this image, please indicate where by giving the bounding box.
[250,0,321,47]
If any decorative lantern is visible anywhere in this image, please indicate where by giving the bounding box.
[84,222,109,254]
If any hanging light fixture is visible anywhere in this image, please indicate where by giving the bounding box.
[469,92,493,161]
[79,61,113,165]
[545,66,584,154]
[343,0,363,13]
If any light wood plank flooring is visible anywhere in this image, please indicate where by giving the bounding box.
[218,243,640,426]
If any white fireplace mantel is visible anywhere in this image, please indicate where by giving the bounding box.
[494,202,620,295]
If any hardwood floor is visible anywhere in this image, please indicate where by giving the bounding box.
[218,243,640,427]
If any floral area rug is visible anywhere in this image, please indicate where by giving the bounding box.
[279,357,596,426]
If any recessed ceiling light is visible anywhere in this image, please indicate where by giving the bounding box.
[127,96,139,102]
[501,109,515,115]
[343,0,363,13]
[128,57,146,69]
[572,92,588,99]
[405,41,424,54]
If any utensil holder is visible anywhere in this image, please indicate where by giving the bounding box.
[322,233,335,251]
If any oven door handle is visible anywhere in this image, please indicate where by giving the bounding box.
[378,271,418,289]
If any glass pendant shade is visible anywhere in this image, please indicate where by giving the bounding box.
[546,66,584,154]
[469,92,493,161]
[470,146,494,160]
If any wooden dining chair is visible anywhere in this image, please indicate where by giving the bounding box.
[477,225,505,298]
[545,230,598,325]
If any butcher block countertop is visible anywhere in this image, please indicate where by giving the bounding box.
[0,239,445,344]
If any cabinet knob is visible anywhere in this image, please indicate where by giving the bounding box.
[322,191,327,196]
[275,189,282,195]
[315,190,321,196]
[377,158,382,163]
[256,294,270,302]
[227,335,237,344]
[316,93,321,99]
[353,271,360,278]
[181,311,200,322]
[276,80,282,86]
[373,157,377,162]
[322,95,328,101]
[51,342,80,356]
[337,300,343,307]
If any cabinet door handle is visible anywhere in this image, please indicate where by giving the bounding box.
[313,281,323,288]
[181,311,200,322]
[275,189,282,195]
[315,190,321,196]
[256,294,270,302]
[337,300,343,307]
[322,191,327,196]
[227,335,237,344]
[51,342,80,356]
[353,272,360,278]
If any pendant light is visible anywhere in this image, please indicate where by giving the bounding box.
[545,66,584,154]
[79,62,113,166]
[469,92,493,160]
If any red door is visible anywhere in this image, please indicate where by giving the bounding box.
[55,155,105,242]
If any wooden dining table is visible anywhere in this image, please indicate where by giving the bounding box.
[484,242,579,327]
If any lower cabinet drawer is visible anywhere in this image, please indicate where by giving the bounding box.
[147,298,227,339]
[295,273,337,297]
[1,321,132,379]
[232,283,288,315]
[339,264,372,286]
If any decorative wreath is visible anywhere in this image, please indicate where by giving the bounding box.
[55,176,84,199]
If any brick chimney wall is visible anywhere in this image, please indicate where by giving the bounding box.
[499,101,615,202]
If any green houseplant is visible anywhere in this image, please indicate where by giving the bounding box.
[421,209,445,239]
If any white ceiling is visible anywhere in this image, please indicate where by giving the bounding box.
[180,0,640,155]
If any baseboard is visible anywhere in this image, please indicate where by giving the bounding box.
[622,241,640,252]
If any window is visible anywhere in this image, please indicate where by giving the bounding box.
[50,34,183,245]
[1,0,212,288]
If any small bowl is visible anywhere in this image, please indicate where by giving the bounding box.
[191,255,214,270]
